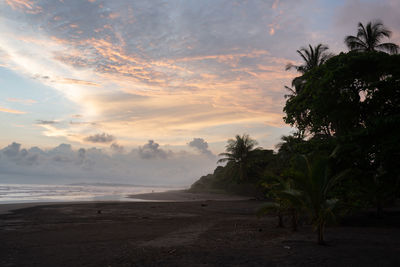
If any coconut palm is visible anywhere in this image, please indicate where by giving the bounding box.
[285,44,333,97]
[345,20,399,54]
[218,134,258,181]
[286,44,332,74]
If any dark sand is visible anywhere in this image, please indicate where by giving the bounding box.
[1,191,400,266]
[130,190,252,201]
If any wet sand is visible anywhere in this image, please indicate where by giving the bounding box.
[1,191,400,266]
[0,190,247,215]
[0,203,47,215]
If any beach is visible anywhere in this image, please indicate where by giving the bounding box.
[130,190,252,201]
[1,191,400,266]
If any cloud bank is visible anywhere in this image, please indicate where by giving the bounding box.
[0,141,217,186]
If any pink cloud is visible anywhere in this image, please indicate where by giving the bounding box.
[5,0,42,13]
[6,98,37,105]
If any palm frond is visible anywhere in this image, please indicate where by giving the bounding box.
[375,42,399,54]
[346,21,398,53]
[345,36,367,51]
[284,85,296,99]
[285,63,296,71]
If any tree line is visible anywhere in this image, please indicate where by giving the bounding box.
[190,20,400,245]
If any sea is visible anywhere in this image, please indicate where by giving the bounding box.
[0,183,178,204]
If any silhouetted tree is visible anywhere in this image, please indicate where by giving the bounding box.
[284,44,333,135]
[285,44,333,99]
[284,51,400,216]
[345,20,399,54]
[286,44,332,74]
[218,134,259,181]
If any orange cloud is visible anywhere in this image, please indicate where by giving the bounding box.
[269,27,275,35]
[58,78,100,87]
[174,50,270,63]
[108,12,120,19]
[0,106,26,114]
[5,0,34,9]
[272,0,279,9]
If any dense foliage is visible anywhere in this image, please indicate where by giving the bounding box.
[190,21,399,244]
[284,51,400,211]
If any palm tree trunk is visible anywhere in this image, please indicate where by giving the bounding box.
[317,222,326,245]
[278,211,284,228]
[291,209,298,232]
[376,198,384,218]
[239,164,244,181]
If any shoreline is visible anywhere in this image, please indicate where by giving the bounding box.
[0,189,250,215]
[0,201,120,215]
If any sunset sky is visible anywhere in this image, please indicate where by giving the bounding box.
[0,0,399,185]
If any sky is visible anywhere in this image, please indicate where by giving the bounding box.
[0,0,399,186]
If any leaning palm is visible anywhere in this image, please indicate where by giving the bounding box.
[345,20,399,54]
[218,134,258,181]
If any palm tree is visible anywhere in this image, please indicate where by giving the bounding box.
[286,44,332,74]
[258,175,301,231]
[218,134,258,181]
[283,155,348,245]
[345,20,399,54]
[285,44,333,97]
[276,134,304,155]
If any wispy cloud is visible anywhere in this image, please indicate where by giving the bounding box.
[3,0,394,151]
[7,97,37,105]
[57,78,100,87]
[6,0,34,10]
[5,0,42,14]
[0,106,26,114]
[36,120,58,125]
